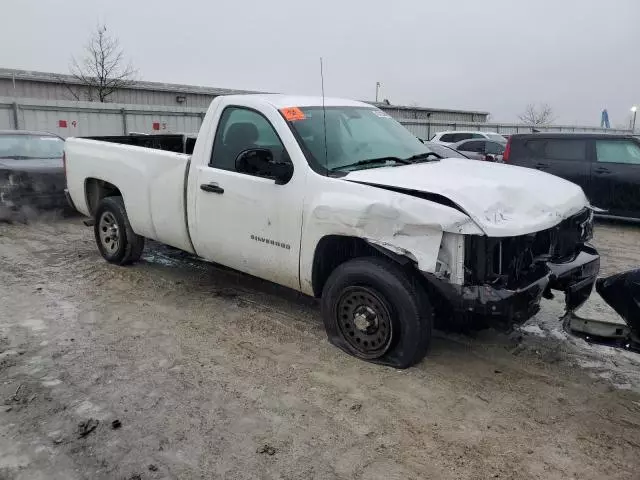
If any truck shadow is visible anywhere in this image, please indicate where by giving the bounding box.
[140,240,516,360]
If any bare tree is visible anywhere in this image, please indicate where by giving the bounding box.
[67,24,136,102]
[518,103,556,126]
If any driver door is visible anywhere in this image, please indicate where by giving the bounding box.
[190,106,303,290]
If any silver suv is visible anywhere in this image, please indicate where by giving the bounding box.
[431,131,507,146]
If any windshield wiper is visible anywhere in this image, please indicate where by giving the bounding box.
[406,152,443,162]
[331,156,411,171]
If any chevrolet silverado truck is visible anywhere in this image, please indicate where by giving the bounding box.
[64,95,600,368]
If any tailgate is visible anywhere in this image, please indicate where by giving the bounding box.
[65,138,194,252]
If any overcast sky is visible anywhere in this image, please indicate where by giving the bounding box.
[1,0,639,125]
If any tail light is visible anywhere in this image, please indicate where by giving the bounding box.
[503,137,512,162]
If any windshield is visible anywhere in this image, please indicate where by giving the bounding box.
[284,106,436,172]
[0,134,64,159]
[486,133,507,143]
[422,141,469,159]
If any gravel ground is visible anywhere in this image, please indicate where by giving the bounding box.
[1,217,639,480]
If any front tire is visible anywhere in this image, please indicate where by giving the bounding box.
[94,196,144,265]
[321,257,432,368]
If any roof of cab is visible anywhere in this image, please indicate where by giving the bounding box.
[225,94,372,109]
[510,133,637,140]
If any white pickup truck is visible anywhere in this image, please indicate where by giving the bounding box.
[65,94,600,368]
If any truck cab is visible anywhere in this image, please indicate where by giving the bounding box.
[65,94,600,368]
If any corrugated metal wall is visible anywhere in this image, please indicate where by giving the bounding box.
[0,75,489,123]
[0,97,633,138]
[0,98,204,137]
[374,106,486,123]
[0,102,14,129]
[0,78,216,108]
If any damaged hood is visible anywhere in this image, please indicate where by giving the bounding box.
[344,158,589,237]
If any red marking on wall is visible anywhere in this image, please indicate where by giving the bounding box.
[152,122,160,131]
[59,120,68,128]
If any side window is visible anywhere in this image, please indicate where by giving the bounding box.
[455,133,473,142]
[524,139,546,158]
[185,137,196,154]
[485,141,505,155]
[471,133,485,138]
[439,133,456,142]
[210,107,287,172]
[459,140,484,152]
[544,140,586,161]
[596,140,640,165]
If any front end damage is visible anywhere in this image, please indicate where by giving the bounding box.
[0,168,67,221]
[426,208,600,329]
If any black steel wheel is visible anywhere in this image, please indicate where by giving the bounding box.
[336,286,393,359]
[321,256,433,368]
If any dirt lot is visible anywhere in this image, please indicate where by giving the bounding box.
[1,218,639,480]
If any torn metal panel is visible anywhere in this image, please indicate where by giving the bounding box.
[306,189,481,277]
[436,232,465,285]
[567,314,630,339]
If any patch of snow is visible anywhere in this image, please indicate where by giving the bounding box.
[522,290,640,392]
[521,324,546,337]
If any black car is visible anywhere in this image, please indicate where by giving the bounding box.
[504,133,640,220]
[0,130,66,220]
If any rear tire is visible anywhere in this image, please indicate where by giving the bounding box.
[321,257,432,368]
[94,196,144,265]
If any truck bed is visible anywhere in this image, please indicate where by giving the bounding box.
[84,134,197,155]
[65,138,194,253]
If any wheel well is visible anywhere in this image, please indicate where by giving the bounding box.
[311,235,413,297]
[85,178,122,216]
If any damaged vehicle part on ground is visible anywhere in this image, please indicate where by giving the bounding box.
[564,268,640,352]
[65,95,600,368]
[0,130,66,221]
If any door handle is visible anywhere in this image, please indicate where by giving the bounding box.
[534,162,550,169]
[200,183,224,194]
[594,167,611,175]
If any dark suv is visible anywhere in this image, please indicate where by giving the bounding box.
[504,133,640,220]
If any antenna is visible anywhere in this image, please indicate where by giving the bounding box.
[320,57,328,175]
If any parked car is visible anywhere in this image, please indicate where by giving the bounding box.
[430,131,507,146]
[451,139,505,162]
[65,95,599,368]
[0,130,66,220]
[419,140,470,159]
[504,133,640,220]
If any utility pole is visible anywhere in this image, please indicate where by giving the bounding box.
[632,106,637,132]
[375,82,381,103]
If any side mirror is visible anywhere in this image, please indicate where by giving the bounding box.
[484,154,495,162]
[235,148,293,185]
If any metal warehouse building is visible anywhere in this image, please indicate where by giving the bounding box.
[0,68,489,123]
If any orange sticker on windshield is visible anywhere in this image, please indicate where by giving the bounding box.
[280,107,306,122]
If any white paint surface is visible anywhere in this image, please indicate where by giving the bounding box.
[66,94,591,297]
